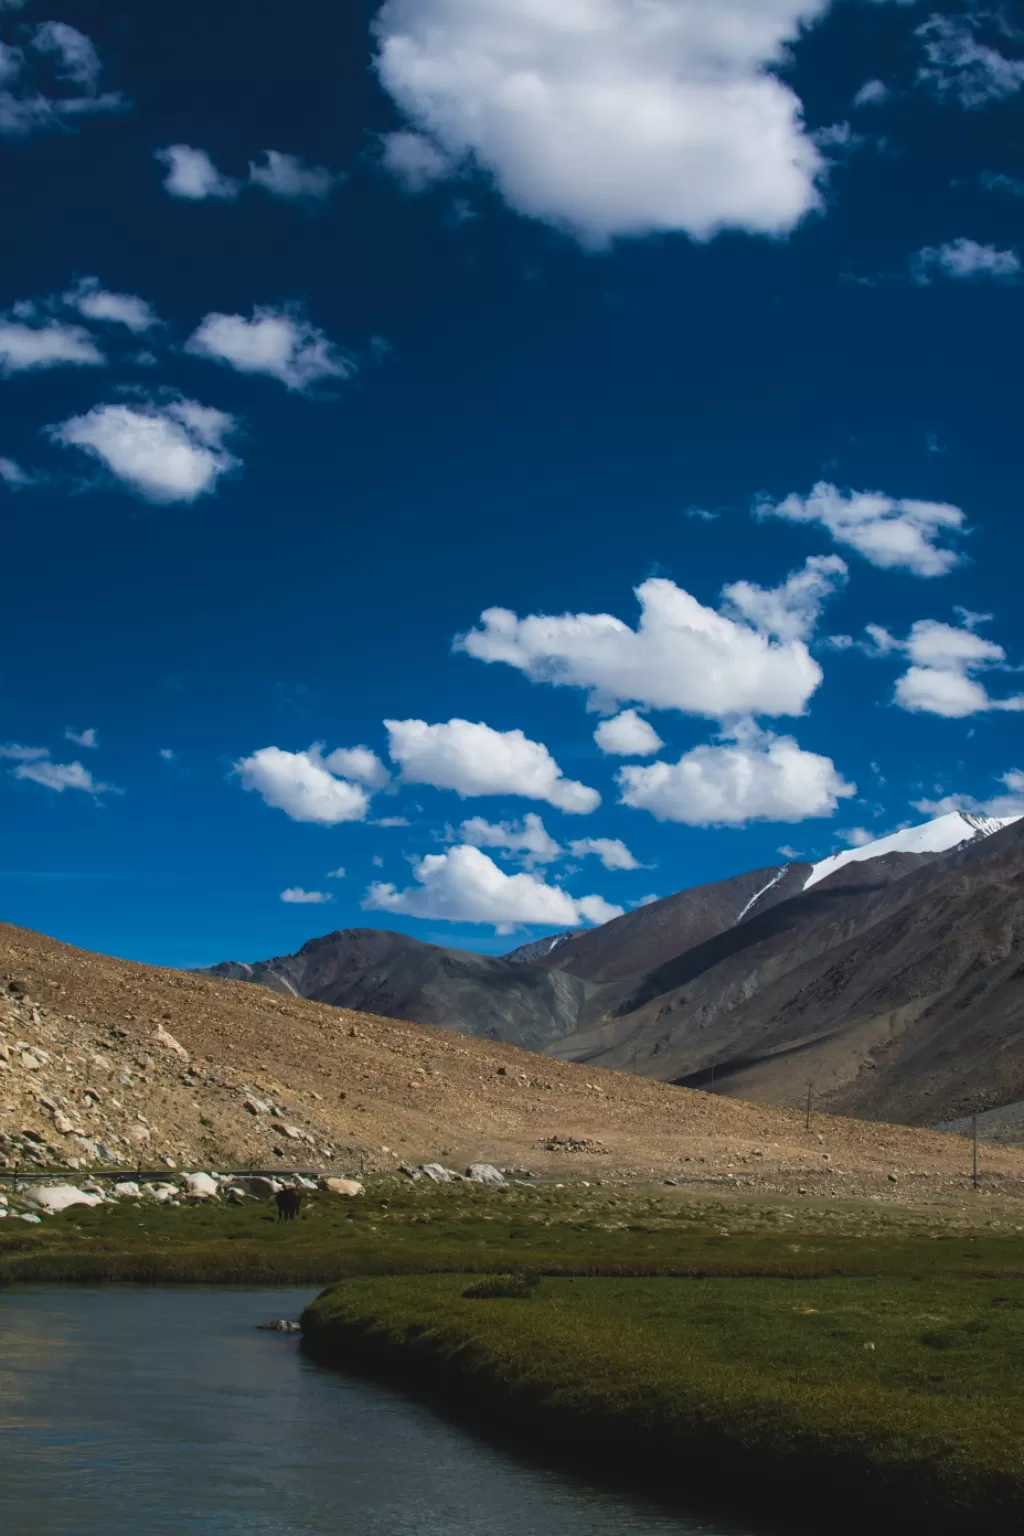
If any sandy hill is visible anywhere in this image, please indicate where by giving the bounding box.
[2,920,1023,1201]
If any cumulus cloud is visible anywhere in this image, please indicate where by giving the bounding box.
[915,769,1024,821]
[0,319,104,374]
[593,709,664,757]
[0,22,123,137]
[456,558,844,722]
[0,742,49,760]
[757,482,966,577]
[617,720,854,826]
[186,307,355,393]
[50,397,239,504]
[280,887,332,904]
[364,843,622,932]
[567,837,642,871]
[458,812,563,867]
[385,717,600,813]
[248,150,339,201]
[911,238,1021,284]
[156,145,239,201]
[0,455,32,489]
[65,277,158,333]
[373,0,828,244]
[65,727,97,748]
[326,866,346,879]
[722,554,848,641]
[235,746,372,826]
[323,746,390,790]
[864,616,1024,718]
[916,13,1024,109]
[14,758,115,794]
[853,79,889,108]
[381,130,454,191]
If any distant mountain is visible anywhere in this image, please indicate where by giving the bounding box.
[199,811,1024,1128]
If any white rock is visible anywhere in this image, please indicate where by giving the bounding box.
[420,1163,452,1183]
[467,1163,506,1187]
[320,1177,363,1198]
[153,1025,188,1059]
[22,1184,104,1213]
[17,1212,41,1223]
[113,1181,142,1199]
[20,1052,43,1070]
[53,1112,76,1136]
[232,1176,280,1200]
[274,1123,303,1141]
[243,1096,270,1116]
[185,1172,219,1199]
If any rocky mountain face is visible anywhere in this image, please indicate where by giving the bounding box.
[199,812,1024,1130]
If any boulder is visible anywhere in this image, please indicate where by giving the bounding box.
[232,1176,280,1200]
[420,1163,452,1184]
[112,1181,142,1199]
[320,1177,363,1198]
[153,1025,189,1059]
[21,1184,104,1213]
[17,1211,42,1223]
[184,1172,219,1199]
[467,1163,506,1188]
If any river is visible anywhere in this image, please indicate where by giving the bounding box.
[0,1286,759,1535]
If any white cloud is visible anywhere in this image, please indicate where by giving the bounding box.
[323,745,390,790]
[186,307,354,393]
[568,836,641,871]
[757,481,966,577]
[456,559,843,722]
[159,748,177,761]
[593,709,663,757]
[0,742,48,760]
[65,727,97,749]
[249,150,339,200]
[722,554,848,641]
[14,758,115,794]
[376,815,410,828]
[981,171,1024,197]
[364,843,622,931]
[911,238,1021,284]
[373,0,828,245]
[235,746,371,826]
[0,23,122,137]
[280,887,332,904]
[65,277,158,333]
[840,827,875,848]
[156,145,239,201]
[458,812,563,867]
[326,866,346,879]
[916,14,1024,109]
[0,320,104,374]
[914,769,1024,821]
[0,456,32,489]
[853,78,889,108]
[385,717,600,813]
[381,130,454,191]
[865,616,1024,718]
[50,397,239,504]
[617,720,854,826]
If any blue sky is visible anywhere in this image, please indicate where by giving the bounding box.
[2,0,1023,968]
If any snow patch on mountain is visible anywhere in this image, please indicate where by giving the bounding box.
[803,811,1020,891]
[734,865,790,925]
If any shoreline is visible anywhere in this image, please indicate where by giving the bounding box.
[300,1275,1024,1536]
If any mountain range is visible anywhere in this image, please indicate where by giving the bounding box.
[201,811,1024,1130]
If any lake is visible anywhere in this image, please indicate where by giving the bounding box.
[0,1286,759,1535]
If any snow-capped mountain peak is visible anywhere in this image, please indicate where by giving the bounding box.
[803,811,1020,891]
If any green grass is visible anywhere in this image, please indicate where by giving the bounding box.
[302,1270,1024,1534]
[3,1179,1024,1285]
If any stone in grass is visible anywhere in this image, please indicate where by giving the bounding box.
[184,1172,219,1199]
[420,1163,453,1184]
[466,1163,506,1188]
[320,1177,363,1198]
[22,1184,104,1213]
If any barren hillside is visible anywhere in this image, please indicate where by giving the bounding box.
[2,920,1022,1200]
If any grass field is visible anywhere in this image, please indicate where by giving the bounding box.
[4,1176,1024,1531]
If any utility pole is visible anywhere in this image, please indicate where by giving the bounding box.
[805,1083,813,1132]
[972,1112,979,1191]
[709,1062,715,1093]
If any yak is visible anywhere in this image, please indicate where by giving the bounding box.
[275,1187,303,1222]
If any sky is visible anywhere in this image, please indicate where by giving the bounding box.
[2,0,1023,969]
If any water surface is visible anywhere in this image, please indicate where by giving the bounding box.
[0,1286,757,1535]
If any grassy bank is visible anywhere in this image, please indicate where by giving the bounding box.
[302,1270,1024,1536]
[4,1178,1024,1286]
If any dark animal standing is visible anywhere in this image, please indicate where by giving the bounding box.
[275,1187,303,1222]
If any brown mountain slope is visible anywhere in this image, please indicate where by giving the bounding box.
[569,822,1024,1127]
[1,919,1019,1197]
